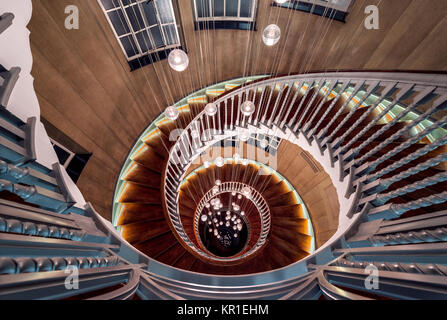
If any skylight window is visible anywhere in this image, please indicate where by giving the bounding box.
[273,0,354,22]
[98,0,184,70]
[193,0,258,30]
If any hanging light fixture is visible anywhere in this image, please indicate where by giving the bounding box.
[239,132,250,142]
[262,24,281,46]
[168,49,189,72]
[215,179,222,186]
[259,138,268,148]
[205,103,218,116]
[242,186,251,198]
[215,157,224,167]
[191,130,199,139]
[241,101,256,117]
[201,215,208,222]
[233,153,241,163]
[164,106,179,121]
[274,0,289,4]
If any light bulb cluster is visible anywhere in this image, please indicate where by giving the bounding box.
[204,209,244,241]
[200,187,250,243]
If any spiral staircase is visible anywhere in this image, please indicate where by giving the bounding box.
[114,77,317,275]
[1,5,447,300]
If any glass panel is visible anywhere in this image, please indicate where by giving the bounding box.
[149,26,164,48]
[225,0,238,17]
[196,0,210,18]
[120,35,139,57]
[53,145,70,165]
[121,0,137,5]
[101,0,119,11]
[125,5,145,32]
[156,0,175,24]
[213,0,225,16]
[162,24,179,45]
[108,9,130,36]
[240,0,253,18]
[141,0,158,26]
[136,30,154,52]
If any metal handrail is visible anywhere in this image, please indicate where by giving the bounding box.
[163,71,447,268]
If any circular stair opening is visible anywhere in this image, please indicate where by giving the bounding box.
[199,206,249,258]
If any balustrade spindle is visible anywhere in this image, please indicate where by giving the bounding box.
[357,135,447,179]
[369,191,447,220]
[373,171,447,205]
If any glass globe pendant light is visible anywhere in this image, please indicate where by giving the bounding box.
[262,24,281,46]
[242,186,251,198]
[168,49,189,72]
[259,138,268,148]
[233,153,241,163]
[241,101,255,117]
[239,131,250,142]
[215,157,224,167]
[164,106,179,121]
[205,103,218,116]
[201,214,208,222]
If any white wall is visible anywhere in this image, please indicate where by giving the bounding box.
[0,0,86,208]
[0,0,40,121]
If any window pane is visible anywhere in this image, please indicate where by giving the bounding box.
[156,0,175,24]
[101,0,119,11]
[149,26,164,48]
[108,9,130,36]
[225,0,238,17]
[136,30,154,52]
[53,145,70,165]
[240,0,253,18]
[213,0,224,16]
[141,0,158,25]
[125,5,145,32]
[120,35,139,57]
[162,24,178,45]
[121,0,137,5]
[196,0,210,18]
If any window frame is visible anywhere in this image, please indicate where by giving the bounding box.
[97,0,182,62]
[272,0,355,23]
[193,0,258,23]
[50,138,75,169]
